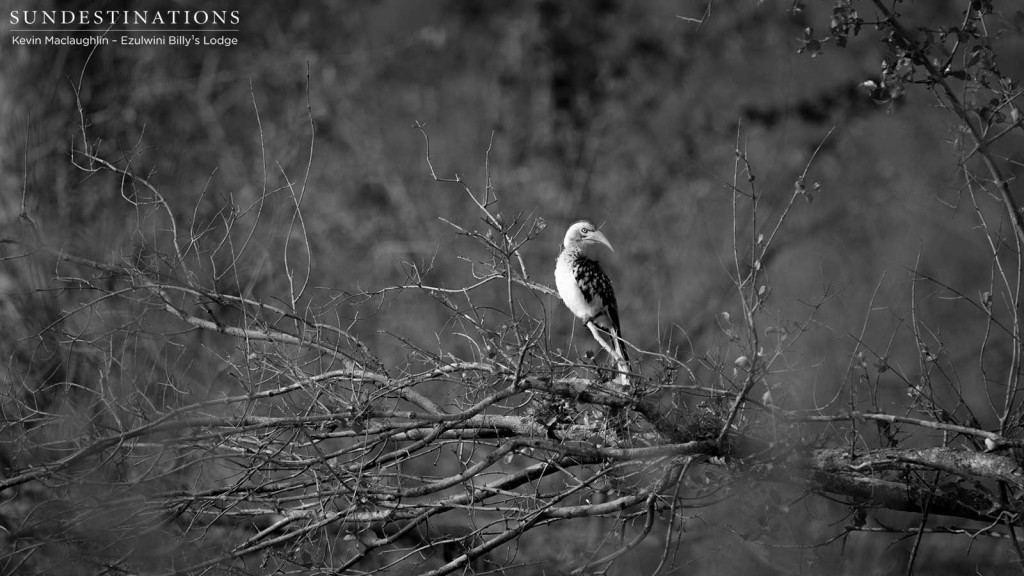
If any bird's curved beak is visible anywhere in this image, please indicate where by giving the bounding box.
[590,230,614,253]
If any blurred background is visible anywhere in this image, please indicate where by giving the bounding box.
[4,0,1024,573]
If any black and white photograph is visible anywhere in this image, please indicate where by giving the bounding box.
[4,2,1024,574]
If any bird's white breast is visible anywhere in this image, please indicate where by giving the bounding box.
[555,252,597,321]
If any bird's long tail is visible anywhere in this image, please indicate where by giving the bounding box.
[612,328,629,364]
[604,325,630,387]
[585,320,630,387]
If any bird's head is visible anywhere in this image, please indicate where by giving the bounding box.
[563,220,614,255]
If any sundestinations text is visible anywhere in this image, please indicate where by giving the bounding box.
[10,10,240,26]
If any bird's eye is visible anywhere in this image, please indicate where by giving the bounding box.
[580,227,590,234]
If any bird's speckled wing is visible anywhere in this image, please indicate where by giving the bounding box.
[570,253,620,334]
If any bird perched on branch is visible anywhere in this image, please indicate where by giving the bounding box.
[555,221,629,379]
